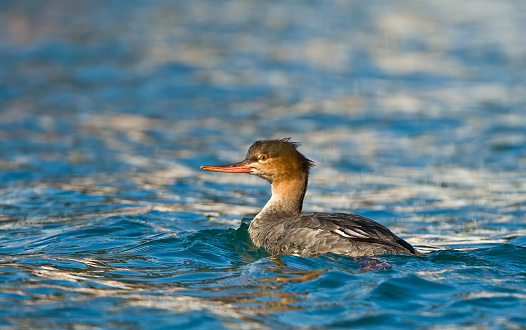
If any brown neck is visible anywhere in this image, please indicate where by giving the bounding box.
[255,173,308,219]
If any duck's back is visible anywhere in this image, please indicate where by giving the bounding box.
[248,212,418,257]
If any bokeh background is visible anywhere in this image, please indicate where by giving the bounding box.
[1,1,526,328]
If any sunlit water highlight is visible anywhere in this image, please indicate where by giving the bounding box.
[1,0,526,328]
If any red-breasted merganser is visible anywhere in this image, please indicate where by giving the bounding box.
[200,138,418,257]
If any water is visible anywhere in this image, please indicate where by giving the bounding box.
[1,0,526,328]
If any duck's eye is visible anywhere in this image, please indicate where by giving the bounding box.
[258,154,268,162]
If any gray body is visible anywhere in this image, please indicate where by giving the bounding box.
[249,212,417,257]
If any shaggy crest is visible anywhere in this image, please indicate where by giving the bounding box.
[246,138,315,171]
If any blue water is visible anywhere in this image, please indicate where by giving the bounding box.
[1,0,526,328]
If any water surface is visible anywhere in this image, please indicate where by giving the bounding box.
[1,0,526,328]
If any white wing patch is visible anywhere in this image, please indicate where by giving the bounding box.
[334,229,351,238]
[335,229,369,239]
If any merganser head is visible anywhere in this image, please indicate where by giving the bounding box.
[200,138,315,183]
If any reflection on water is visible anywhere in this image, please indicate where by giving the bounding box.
[4,239,524,328]
[1,0,526,328]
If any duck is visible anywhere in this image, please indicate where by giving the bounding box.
[200,138,418,257]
